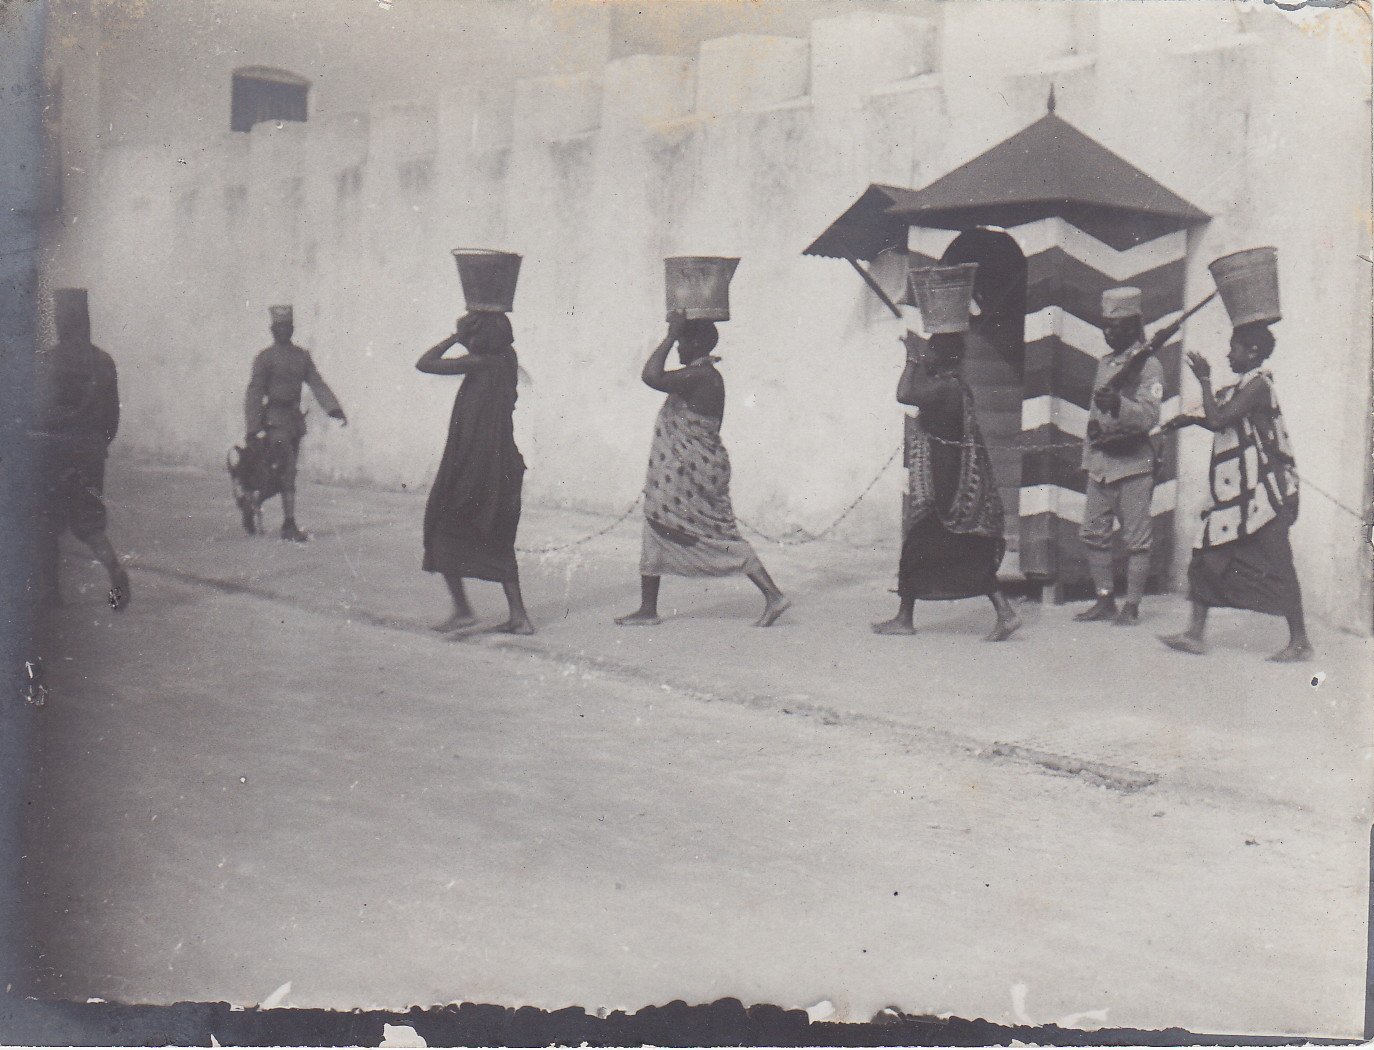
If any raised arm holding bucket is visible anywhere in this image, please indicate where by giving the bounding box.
[416,249,534,635]
[615,258,791,628]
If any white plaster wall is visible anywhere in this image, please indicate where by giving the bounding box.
[46,0,1372,631]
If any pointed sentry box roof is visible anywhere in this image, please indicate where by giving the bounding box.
[885,113,1209,249]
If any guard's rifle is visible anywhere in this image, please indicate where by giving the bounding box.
[1088,292,1216,450]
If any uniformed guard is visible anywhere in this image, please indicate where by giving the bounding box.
[1075,286,1163,626]
[244,304,347,541]
[33,288,130,609]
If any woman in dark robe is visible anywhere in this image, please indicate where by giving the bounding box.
[1159,322,1310,661]
[416,311,533,635]
[872,332,1021,641]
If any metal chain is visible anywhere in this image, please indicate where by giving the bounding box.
[924,432,1084,452]
[517,442,909,555]
[516,494,643,554]
[738,444,905,546]
[1292,471,1368,524]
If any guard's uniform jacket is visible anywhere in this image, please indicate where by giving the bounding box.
[1082,341,1163,484]
[1079,340,1163,558]
[244,342,341,440]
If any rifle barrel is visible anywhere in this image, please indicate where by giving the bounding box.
[1145,291,1218,349]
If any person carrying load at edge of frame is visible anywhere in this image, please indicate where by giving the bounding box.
[1159,246,1312,663]
[32,287,131,611]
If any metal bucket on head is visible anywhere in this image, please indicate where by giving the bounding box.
[451,249,522,313]
[902,262,979,334]
[1208,247,1280,327]
[665,256,740,322]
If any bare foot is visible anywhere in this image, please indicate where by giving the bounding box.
[1159,633,1207,655]
[1267,641,1314,663]
[108,568,131,612]
[753,596,791,628]
[431,613,478,633]
[615,611,663,626]
[487,618,536,636]
[871,617,916,636]
[984,613,1021,642]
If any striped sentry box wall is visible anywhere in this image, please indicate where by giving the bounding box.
[908,217,1189,594]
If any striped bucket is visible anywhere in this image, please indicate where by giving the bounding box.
[1208,247,1280,327]
[452,249,522,313]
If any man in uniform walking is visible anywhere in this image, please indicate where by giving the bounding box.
[33,288,130,609]
[244,304,347,541]
[1075,286,1163,626]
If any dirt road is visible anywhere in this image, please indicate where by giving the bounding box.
[22,556,1366,1037]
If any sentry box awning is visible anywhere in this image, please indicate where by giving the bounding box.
[802,183,926,317]
[802,183,925,262]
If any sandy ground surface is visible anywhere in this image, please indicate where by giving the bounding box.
[17,460,1372,1037]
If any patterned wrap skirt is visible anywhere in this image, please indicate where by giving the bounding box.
[638,394,762,578]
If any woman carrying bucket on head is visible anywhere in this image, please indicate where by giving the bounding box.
[416,249,534,636]
[871,263,1021,642]
[1159,247,1312,662]
[615,257,790,628]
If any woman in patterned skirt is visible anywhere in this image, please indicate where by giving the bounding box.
[615,313,789,628]
[872,331,1021,641]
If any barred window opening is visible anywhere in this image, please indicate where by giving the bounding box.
[231,67,310,133]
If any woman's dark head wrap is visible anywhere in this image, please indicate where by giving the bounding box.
[1233,320,1276,362]
[459,311,515,355]
[928,331,966,365]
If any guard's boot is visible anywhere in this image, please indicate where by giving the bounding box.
[280,521,309,543]
[1074,596,1118,622]
[1113,601,1140,626]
